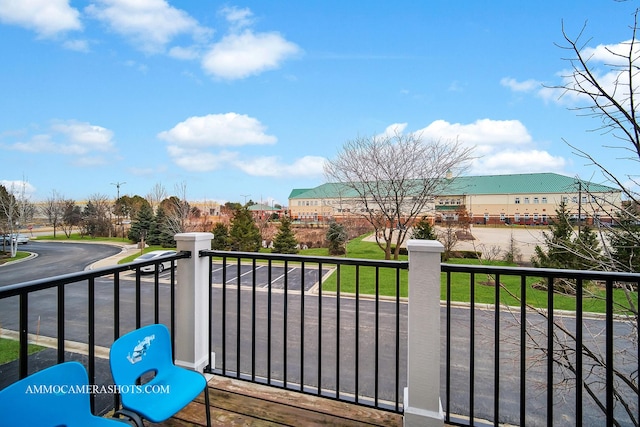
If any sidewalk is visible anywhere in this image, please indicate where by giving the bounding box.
[86,243,141,270]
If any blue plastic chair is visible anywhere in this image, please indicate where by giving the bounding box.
[0,361,128,426]
[109,324,211,427]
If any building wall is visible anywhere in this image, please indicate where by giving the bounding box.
[461,191,621,225]
[290,189,622,226]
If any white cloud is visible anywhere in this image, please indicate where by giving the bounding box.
[377,123,408,138]
[544,63,629,106]
[0,180,37,198]
[507,40,640,107]
[415,118,532,146]
[234,155,326,177]
[8,134,56,153]
[4,120,114,156]
[500,77,540,92]
[51,121,114,153]
[470,150,566,175]
[0,0,82,37]
[159,113,324,178]
[158,113,277,147]
[85,0,211,54]
[202,30,301,80]
[582,39,636,66]
[220,6,254,31]
[387,119,567,177]
[166,146,237,172]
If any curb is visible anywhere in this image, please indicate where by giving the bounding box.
[0,251,38,267]
[86,244,141,270]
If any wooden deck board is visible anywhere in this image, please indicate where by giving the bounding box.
[148,376,403,427]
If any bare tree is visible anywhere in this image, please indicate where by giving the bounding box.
[324,131,473,260]
[511,11,640,424]
[61,199,81,238]
[146,182,168,213]
[438,220,459,261]
[498,282,639,427]
[163,182,194,235]
[549,12,640,273]
[42,190,65,238]
[0,181,35,257]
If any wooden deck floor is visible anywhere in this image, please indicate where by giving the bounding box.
[146,376,403,426]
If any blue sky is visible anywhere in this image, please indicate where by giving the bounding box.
[0,0,638,207]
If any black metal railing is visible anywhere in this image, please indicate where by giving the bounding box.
[200,250,409,414]
[0,251,190,415]
[441,263,639,427]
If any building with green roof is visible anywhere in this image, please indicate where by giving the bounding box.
[288,172,621,225]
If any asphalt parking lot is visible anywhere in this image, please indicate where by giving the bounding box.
[365,225,547,260]
[453,225,546,259]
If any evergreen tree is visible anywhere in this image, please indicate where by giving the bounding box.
[229,206,261,252]
[128,203,155,243]
[272,217,298,254]
[411,217,437,240]
[532,202,603,293]
[211,223,230,250]
[326,220,347,255]
[154,207,175,247]
[608,207,640,272]
[572,224,602,270]
[531,202,576,269]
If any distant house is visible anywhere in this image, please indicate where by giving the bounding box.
[288,173,622,226]
[248,203,285,220]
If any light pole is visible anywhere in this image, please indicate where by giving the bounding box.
[241,194,251,206]
[111,181,126,238]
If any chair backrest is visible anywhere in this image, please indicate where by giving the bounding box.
[0,361,96,426]
[110,323,173,387]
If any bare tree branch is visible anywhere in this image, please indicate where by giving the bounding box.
[324,131,473,259]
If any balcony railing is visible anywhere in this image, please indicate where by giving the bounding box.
[440,263,639,427]
[199,249,408,412]
[0,232,638,427]
[0,250,190,415]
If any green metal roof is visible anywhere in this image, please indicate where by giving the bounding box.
[248,203,281,211]
[443,173,618,195]
[289,173,619,199]
[289,182,362,199]
[287,188,312,199]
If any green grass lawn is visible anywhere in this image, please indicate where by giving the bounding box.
[0,250,31,265]
[33,232,131,243]
[440,261,636,314]
[309,234,636,314]
[0,338,45,365]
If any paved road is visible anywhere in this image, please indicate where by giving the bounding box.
[0,241,122,287]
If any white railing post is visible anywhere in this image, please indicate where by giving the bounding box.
[174,232,213,372]
[404,239,444,427]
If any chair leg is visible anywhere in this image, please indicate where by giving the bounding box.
[204,384,211,427]
[113,409,144,427]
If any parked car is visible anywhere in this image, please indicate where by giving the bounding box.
[2,234,29,245]
[133,250,177,273]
